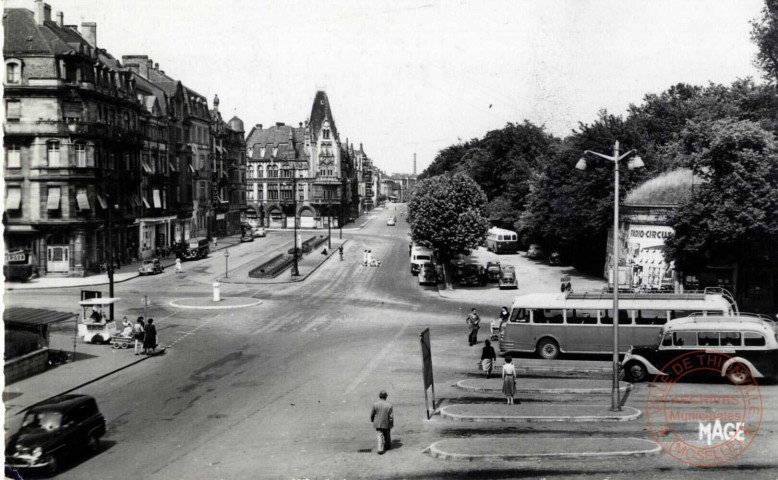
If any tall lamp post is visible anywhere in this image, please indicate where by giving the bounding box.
[291,164,301,277]
[224,249,230,278]
[576,140,644,412]
[327,196,332,249]
[105,189,115,322]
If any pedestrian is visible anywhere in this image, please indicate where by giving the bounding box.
[502,355,518,404]
[466,308,481,346]
[134,317,145,355]
[121,316,133,337]
[367,250,373,266]
[481,339,497,377]
[408,244,412,257]
[339,245,344,261]
[363,249,368,267]
[370,390,394,455]
[493,306,510,339]
[143,318,157,355]
[175,257,182,274]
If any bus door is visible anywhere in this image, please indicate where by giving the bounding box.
[564,309,600,353]
[598,309,634,353]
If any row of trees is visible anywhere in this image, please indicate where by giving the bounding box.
[411,2,778,289]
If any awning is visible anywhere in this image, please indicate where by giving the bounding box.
[6,188,21,210]
[131,194,141,207]
[141,161,152,173]
[4,307,76,327]
[215,146,224,154]
[169,161,178,172]
[142,196,151,209]
[222,171,229,180]
[96,193,108,209]
[188,164,195,173]
[46,187,61,210]
[76,190,90,210]
[152,189,162,208]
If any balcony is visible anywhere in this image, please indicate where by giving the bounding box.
[3,121,143,144]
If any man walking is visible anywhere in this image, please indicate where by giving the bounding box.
[466,308,481,346]
[370,390,394,454]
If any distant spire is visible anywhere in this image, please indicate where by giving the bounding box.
[213,94,220,110]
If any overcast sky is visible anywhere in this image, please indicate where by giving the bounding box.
[13,0,764,174]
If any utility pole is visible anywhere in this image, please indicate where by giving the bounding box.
[327,195,332,249]
[291,168,299,277]
[106,189,115,321]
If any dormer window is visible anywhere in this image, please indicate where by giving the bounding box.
[259,146,266,158]
[272,146,278,158]
[323,129,330,140]
[6,61,21,84]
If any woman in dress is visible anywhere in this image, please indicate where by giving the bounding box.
[143,318,157,355]
[502,355,518,404]
[481,340,497,377]
[134,318,145,355]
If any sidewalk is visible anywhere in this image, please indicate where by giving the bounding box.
[4,234,243,291]
[425,436,661,461]
[436,403,642,423]
[455,377,633,395]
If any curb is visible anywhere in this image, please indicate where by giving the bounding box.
[438,405,643,423]
[425,437,661,461]
[16,347,167,415]
[168,298,263,310]
[455,379,633,395]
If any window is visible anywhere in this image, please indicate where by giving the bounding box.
[532,309,563,324]
[268,165,278,178]
[698,331,720,347]
[636,310,668,325]
[509,308,529,323]
[75,142,86,167]
[743,332,766,347]
[566,309,598,325]
[65,63,78,83]
[281,190,293,200]
[601,310,632,325]
[6,100,20,121]
[272,146,278,158]
[5,186,21,210]
[76,186,90,210]
[6,144,21,168]
[46,186,61,210]
[269,189,279,200]
[721,332,741,346]
[47,141,60,167]
[259,146,266,158]
[6,62,20,84]
[257,165,264,178]
[672,331,697,347]
[323,129,330,139]
[661,333,673,347]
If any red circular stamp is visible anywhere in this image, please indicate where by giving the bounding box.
[646,351,763,467]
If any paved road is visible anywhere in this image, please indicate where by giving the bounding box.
[5,207,778,479]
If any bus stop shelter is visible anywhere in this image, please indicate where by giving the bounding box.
[4,307,76,358]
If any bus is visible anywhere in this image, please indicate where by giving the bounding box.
[499,289,736,359]
[486,227,518,254]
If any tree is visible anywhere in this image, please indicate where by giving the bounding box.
[751,0,778,85]
[664,118,778,300]
[408,173,490,289]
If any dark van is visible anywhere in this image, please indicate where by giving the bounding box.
[183,237,210,260]
[5,395,106,476]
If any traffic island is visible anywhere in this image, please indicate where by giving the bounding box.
[438,404,642,423]
[456,378,633,395]
[425,436,661,461]
[168,297,263,310]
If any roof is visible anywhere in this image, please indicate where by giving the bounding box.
[3,8,88,56]
[509,292,731,310]
[665,316,778,333]
[309,90,338,141]
[246,124,308,161]
[624,168,699,206]
[29,394,96,413]
[3,307,76,326]
[78,298,121,306]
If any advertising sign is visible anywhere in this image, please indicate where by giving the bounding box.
[606,224,676,291]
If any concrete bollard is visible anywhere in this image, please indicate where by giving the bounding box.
[213,281,220,302]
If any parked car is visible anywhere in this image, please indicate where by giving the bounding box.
[485,261,502,282]
[548,252,563,266]
[498,265,518,289]
[138,258,163,275]
[527,244,544,259]
[418,263,438,285]
[240,234,254,243]
[459,263,486,287]
[252,227,266,238]
[387,216,397,226]
[5,395,106,476]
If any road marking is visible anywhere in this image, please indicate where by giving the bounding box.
[167,314,220,347]
[344,321,409,396]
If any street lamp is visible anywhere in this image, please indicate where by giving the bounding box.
[224,249,230,278]
[577,140,644,412]
[291,164,302,277]
[327,196,332,249]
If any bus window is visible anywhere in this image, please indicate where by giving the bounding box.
[673,331,697,347]
[636,310,667,325]
[603,310,631,325]
[567,309,597,324]
[532,309,563,324]
[698,331,720,347]
[546,309,563,324]
[721,332,741,346]
[661,333,673,346]
[744,332,766,347]
[510,308,529,323]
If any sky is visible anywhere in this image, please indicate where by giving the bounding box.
[8,0,764,175]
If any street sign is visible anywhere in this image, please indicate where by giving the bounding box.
[419,328,436,420]
[140,296,152,307]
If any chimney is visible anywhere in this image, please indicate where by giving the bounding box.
[44,3,51,22]
[256,124,263,130]
[213,94,219,110]
[121,55,149,78]
[56,11,63,26]
[154,63,159,71]
[34,0,44,24]
[81,22,97,47]
[276,122,285,127]
[299,122,303,128]
[147,59,153,71]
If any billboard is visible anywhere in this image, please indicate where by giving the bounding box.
[605,224,675,290]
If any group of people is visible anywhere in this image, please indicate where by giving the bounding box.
[362,249,381,267]
[470,306,519,404]
[121,316,158,355]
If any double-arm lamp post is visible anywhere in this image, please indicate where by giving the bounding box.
[576,140,644,412]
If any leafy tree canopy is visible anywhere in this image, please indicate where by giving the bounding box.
[752,0,778,85]
[408,173,489,260]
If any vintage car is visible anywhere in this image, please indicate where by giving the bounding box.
[418,262,438,285]
[527,244,544,259]
[252,227,266,238]
[138,258,163,275]
[548,252,563,266]
[485,261,502,282]
[387,216,397,226]
[621,315,778,384]
[5,395,106,476]
[498,265,518,289]
[240,233,254,243]
[458,263,486,287]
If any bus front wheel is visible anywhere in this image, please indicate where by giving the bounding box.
[624,361,648,382]
[537,338,559,360]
